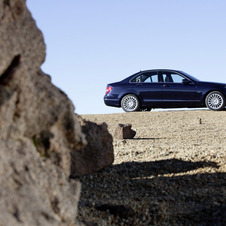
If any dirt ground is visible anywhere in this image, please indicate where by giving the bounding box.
[76,110,226,226]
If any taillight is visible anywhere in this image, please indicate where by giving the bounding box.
[105,86,113,94]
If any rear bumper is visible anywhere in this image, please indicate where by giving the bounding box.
[104,97,120,107]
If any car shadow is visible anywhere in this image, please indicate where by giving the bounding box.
[78,158,226,225]
[132,137,161,140]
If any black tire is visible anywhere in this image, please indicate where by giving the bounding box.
[140,107,152,111]
[121,94,140,112]
[205,91,225,111]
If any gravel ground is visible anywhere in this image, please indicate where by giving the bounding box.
[76,110,226,226]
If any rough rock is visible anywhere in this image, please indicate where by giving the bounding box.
[0,1,86,225]
[71,115,114,177]
[113,124,136,139]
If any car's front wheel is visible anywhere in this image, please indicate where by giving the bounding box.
[205,91,225,111]
[121,94,140,112]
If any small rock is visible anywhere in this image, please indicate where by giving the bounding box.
[194,117,202,124]
[113,124,136,139]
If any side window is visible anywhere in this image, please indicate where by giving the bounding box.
[162,73,173,82]
[131,75,142,83]
[144,73,158,83]
[171,73,184,83]
[162,73,184,83]
[131,72,158,83]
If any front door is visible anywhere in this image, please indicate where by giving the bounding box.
[160,71,200,107]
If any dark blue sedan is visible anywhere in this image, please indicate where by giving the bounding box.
[104,69,226,112]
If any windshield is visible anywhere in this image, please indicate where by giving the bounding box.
[179,71,200,81]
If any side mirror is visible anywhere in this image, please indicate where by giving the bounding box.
[182,78,190,84]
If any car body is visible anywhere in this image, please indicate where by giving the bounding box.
[104,69,226,112]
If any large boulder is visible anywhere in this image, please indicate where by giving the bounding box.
[71,115,114,177]
[0,1,86,225]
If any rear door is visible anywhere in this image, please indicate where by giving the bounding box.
[129,71,162,107]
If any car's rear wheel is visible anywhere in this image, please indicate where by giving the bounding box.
[205,91,225,111]
[121,94,140,112]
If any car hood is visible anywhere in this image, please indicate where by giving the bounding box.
[197,81,226,86]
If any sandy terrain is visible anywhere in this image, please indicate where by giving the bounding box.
[76,110,226,226]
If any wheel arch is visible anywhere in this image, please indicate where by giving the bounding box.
[119,92,142,107]
[203,89,226,107]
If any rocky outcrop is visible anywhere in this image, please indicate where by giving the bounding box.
[71,115,114,177]
[0,1,86,225]
[113,124,136,139]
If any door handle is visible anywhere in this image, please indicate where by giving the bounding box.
[163,84,171,87]
[136,83,143,86]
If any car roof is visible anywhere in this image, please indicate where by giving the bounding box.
[128,69,200,82]
[138,69,182,73]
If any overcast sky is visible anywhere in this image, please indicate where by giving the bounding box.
[27,0,226,114]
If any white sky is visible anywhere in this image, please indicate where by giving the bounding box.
[26,0,226,114]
